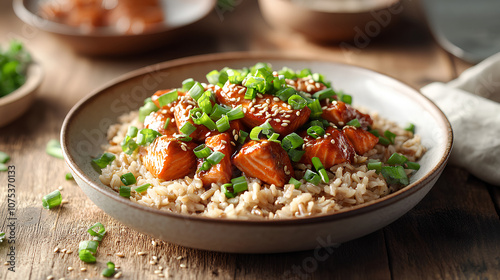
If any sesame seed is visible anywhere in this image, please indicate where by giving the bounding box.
[284,114,291,118]
[47,276,54,280]
[154,270,162,274]
[152,241,156,246]
[67,267,74,271]
[114,272,122,279]
[308,79,314,84]
[66,250,73,254]
[4,262,9,266]
[180,264,187,268]
[234,135,239,141]
[321,106,327,110]
[137,252,147,256]
[61,248,67,253]
[176,256,184,260]
[330,139,336,145]
[231,141,236,146]
[315,82,321,88]
[257,93,264,98]
[153,256,158,260]
[296,111,300,116]
[275,119,281,122]
[252,98,257,103]
[181,146,187,152]
[54,247,59,253]
[283,120,290,123]
[285,170,290,175]
[81,268,87,272]
[116,252,125,258]
[273,97,280,101]
[115,265,121,269]
[266,99,271,104]
[159,266,164,270]
[221,140,227,144]
[243,108,247,113]
[281,123,289,127]
[150,260,156,265]
[58,186,63,191]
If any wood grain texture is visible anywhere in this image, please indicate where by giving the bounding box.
[1,0,499,279]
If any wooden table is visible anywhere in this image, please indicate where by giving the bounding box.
[1,1,499,279]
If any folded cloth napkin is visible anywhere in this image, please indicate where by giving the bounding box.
[421,53,500,186]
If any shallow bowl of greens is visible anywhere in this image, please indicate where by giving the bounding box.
[61,52,452,253]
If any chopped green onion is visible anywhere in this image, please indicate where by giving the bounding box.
[92,153,116,169]
[267,133,281,143]
[65,173,74,180]
[121,137,138,155]
[46,139,64,159]
[298,68,312,78]
[102,261,116,278]
[216,115,230,132]
[386,153,408,165]
[87,222,106,241]
[244,76,265,92]
[384,130,396,144]
[191,110,217,130]
[304,169,321,185]
[0,164,7,172]
[164,118,171,130]
[288,95,307,110]
[367,160,382,173]
[319,169,329,183]
[227,69,246,84]
[144,97,152,104]
[312,88,335,100]
[309,119,326,129]
[289,177,301,189]
[381,166,409,185]
[119,186,131,198]
[0,232,5,242]
[312,72,325,84]
[42,190,62,209]
[405,123,415,134]
[288,149,305,162]
[227,105,245,121]
[134,183,151,194]
[311,157,324,171]
[158,90,178,107]
[180,122,197,136]
[175,134,192,142]
[307,126,325,139]
[378,137,391,146]
[278,66,296,79]
[188,82,205,101]
[199,160,212,171]
[336,91,352,104]
[346,119,361,128]
[276,87,296,101]
[244,87,256,99]
[182,78,195,92]
[197,91,213,114]
[405,161,420,171]
[0,151,10,163]
[194,144,212,158]
[79,249,96,263]
[79,240,99,254]
[206,69,228,86]
[238,130,249,144]
[369,129,380,137]
[307,99,323,119]
[126,126,138,138]
[120,172,136,186]
[273,75,286,90]
[138,129,161,146]
[206,151,225,165]
[249,126,263,140]
[138,101,159,122]
[210,104,231,120]
[231,176,248,193]
[281,133,304,151]
[221,184,235,198]
[260,120,273,131]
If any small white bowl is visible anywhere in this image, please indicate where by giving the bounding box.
[61,53,452,253]
[0,63,43,127]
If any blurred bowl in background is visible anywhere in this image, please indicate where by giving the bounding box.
[13,0,216,55]
[258,0,401,42]
[0,62,43,127]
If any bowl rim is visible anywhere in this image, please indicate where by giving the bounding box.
[0,62,43,106]
[61,51,453,226]
[260,0,402,14]
[12,0,217,37]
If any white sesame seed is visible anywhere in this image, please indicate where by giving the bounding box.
[115,252,125,258]
[150,260,156,265]
[66,250,73,254]
[296,111,301,116]
[67,267,74,271]
[331,139,336,145]
[234,135,239,141]
[4,262,9,266]
[153,256,158,260]
[58,186,63,191]
[137,252,147,256]
[275,119,281,123]
[159,266,164,270]
[115,265,121,269]
[257,94,264,98]
[81,268,87,272]
[281,123,289,127]
[158,274,165,278]
[283,120,290,123]
[273,97,280,101]
[176,256,184,260]
[180,264,187,268]
[243,108,247,113]
[221,140,227,144]
[154,270,162,274]
[47,276,54,280]
[61,248,67,253]
[54,247,59,253]
[152,241,156,246]
[285,170,290,175]
[231,141,236,146]
[181,146,187,152]
[114,272,122,279]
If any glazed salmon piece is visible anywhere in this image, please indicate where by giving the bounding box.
[301,127,355,168]
[343,127,379,155]
[233,140,294,187]
[173,96,212,142]
[143,111,177,136]
[321,100,373,129]
[197,133,233,187]
[142,136,197,181]
[214,82,311,135]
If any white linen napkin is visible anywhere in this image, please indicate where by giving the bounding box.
[421,53,500,186]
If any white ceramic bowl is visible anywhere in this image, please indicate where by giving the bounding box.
[0,63,43,127]
[61,53,452,253]
[13,0,216,55]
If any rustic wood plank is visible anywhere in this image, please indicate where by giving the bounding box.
[384,167,500,279]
